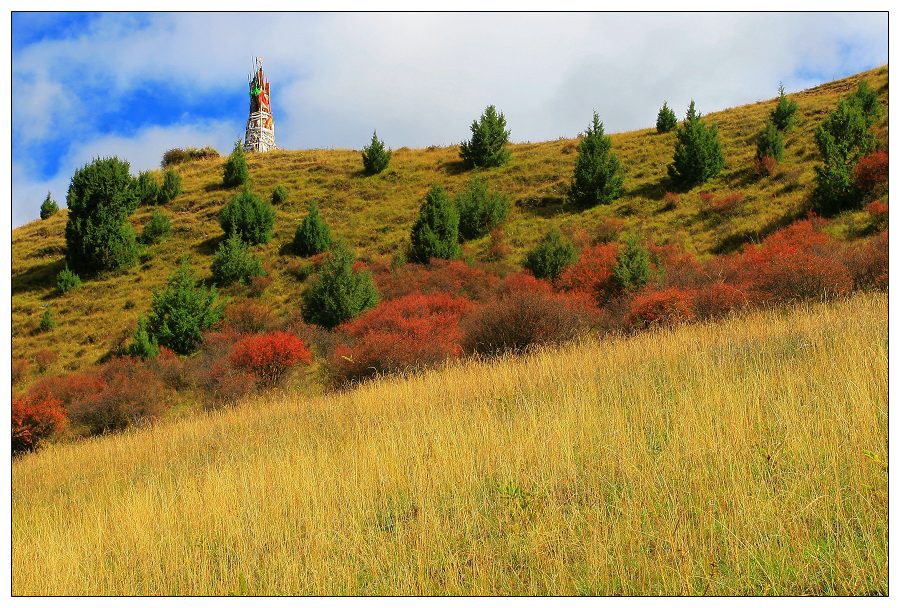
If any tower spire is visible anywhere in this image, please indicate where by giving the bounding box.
[243,56,275,152]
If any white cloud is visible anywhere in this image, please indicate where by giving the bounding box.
[11,12,888,226]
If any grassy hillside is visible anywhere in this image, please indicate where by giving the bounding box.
[11,66,888,376]
[12,292,887,595]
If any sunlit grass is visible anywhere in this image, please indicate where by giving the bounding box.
[12,292,887,595]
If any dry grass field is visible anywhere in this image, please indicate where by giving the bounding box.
[12,292,887,596]
[11,66,888,377]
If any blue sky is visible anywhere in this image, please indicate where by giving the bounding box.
[11,12,888,226]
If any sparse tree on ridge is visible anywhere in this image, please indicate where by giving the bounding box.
[459,105,511,169]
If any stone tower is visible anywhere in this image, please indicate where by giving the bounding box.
[243,57,275,152]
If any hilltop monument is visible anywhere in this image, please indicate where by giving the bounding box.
[243,57,275,152]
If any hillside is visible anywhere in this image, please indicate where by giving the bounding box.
[11,65,888,376]
[12,293,888,595]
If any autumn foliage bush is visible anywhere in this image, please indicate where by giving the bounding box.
[853,151,888,198]
[229,331,312,386]
[461,273,597,356]
[557,242,618,300]
[373,258,500,301]
[331,292,474,384]
[729,219,853,304]
[692,282,748,320]
[628,287,696,329]
[845,230,888,291]
[12,358,31,384]
[224,300,280,334]
[12,392,66,455]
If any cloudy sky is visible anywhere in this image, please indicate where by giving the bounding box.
[11,11,888,227]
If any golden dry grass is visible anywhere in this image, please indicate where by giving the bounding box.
[12,292,887,596]
[11,66,888,378]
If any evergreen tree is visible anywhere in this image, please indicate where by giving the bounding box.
[301,242,379,328]
[39,192,58,220]
[361,130,392,175]
[812,91,880,215]
[156,169,182,205]
[141,210,172,245]
[219,190,276,245]
[847,80,882,126]
[612,234,651,290]
[211,233,265,287]
[293,202,332,256]
[459,105,511,169]
[146,259,224,355]
[39,308,56,332]
[64,156,140,274]
[223,140,250,188]
[523,227,577,281]
[56,266,82,294]
[125,315,160,360]
[667,101,725,189]
[770,83,798,132]
[656,102,678,134]
[456,176,510,241]
[410,185,460,263]
[756,120,785,162]
[568,112,625,208]
[135,171,160,206]
[271,184,288,205]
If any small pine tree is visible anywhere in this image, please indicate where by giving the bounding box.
[410,185,460,263]
[271,184,288,205]
[219,190,276,245]
[64,156,140,274]
[211,232,265,287]
[39,192,58,220]
[812,87,881,215]
[656,102,678,134]
[523,227,577,281]
[301,242,379,328]
[612,234,651,290]
[361,130,392,175]
[141,210,172,245]
[223,140,250,188]
[770,83,798,132]
[156,169,182,205]
[756,120,785,162]
[146,259,224,355]
[293,202,332,256]
[56,266,82,294]
[568,112,625,208]
[456,176,510,241]
[39,308,56,332]
[667,101,725,189]
[125,315,160,360]
[459,105,511,169]
[135,171,160,206]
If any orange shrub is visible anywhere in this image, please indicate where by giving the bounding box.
[595,217,625,244]
[230,331,312,386]
[224,300,280,334]
[628,287,696,328]
[648,243,706,289]
[557,242,618,299]
[692,282,748,320]
[201,358,258,406]
[754,154,778,177]
[845,230,888,291]
[12,392,66,455]
[375,258,500,301]
[332,292,474,385]
[33,349,57,373]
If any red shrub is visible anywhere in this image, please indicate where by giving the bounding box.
[201,358,258,406]
[698,191,715,206]
[332,292,474,384]
[692,282,748,320]
[865,199,888,227]
[648,243,706,289]
[628,288,696,328]
[249,274,273,297]
[854,151,888,197]
[461,277,598,356]
[711,192,743,213]
[557,242,618,299]
[845,229,888,291]
[12,392,66,455]
[146,346,192,390]
[30,370,105,410]
[375,258,501,301]
[33,349,57,373]
[662,191,680,211]
[224,300,280,334]
[67,357,171,435]
[486,227,511,261]
[230,331,312,386]
[732,219,853,304]
[12,358,30,384]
